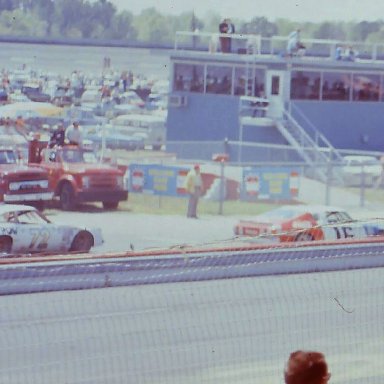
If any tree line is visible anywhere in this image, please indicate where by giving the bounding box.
[0,0,383,45]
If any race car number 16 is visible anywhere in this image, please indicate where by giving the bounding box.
[332,226,354,239]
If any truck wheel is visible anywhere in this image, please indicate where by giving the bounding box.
[0,236,12,254]
[102,201,119,210]
[70,231,94,252]
[60,183,75,211]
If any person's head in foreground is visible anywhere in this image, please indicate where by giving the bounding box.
[284,350,331,384]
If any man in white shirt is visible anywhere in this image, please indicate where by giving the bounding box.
[66,121,83,146]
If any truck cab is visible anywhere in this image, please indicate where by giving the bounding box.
[0,147,53,210]
[28,140,128,210]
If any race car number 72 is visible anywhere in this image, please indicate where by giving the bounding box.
[29,229,50,250]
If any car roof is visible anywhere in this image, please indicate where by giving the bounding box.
[273,204,346,214]
[0,204,36,214]
[343,155,377,161]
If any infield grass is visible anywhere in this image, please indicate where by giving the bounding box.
[120,193,280,216]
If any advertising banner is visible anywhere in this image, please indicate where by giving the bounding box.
[241,167,300,201]
[128,164,189,197]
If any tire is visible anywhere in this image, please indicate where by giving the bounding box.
[102,201,119,210]
[70,231,94,252]
[295,232,314,242]
[60,183,75,211]
[0,236,12,254]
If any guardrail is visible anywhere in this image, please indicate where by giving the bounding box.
[2,239,384,295]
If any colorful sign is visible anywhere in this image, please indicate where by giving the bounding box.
[128,164,189,197]
[241,167,300,201]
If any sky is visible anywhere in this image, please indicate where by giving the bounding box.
[110,0,383,23]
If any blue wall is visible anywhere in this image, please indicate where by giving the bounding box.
[167,93,384,157]
[167,93,239,141]
[293,101,384,151]
[167,93,286,144]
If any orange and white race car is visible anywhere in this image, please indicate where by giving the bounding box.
[234,205,384,242]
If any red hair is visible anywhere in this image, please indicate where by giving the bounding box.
[284,350,330,384]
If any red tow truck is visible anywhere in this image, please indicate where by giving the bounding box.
[28,140,128,210]
[0,147,53,210]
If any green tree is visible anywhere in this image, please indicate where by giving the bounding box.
[133,8,172,43]
[106,10,137,40]
[89,0,116,31]
[0,0,18,11]
[239,16,277,37]
[365,26,384,44]
[313,22,345,41]
[0,8,47,36]
[350,21,383,42]
[31,0,54,34]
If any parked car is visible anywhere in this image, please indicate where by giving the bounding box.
[84,125,145,151]
[234,204,384,242]
[52,95,73,107]
[336,155,382,186]
[0,204,103,254]
[145,92,168,110]
[21,83,51,103]
[118,91,145,108]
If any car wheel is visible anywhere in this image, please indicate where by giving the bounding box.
[60,183,75,211]
[0,236,12,254]
[295,232,314,242]
[102,201,119,210]
[70,231,94,252]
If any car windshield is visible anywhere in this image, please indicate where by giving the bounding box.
[0,209,50,224]
[344,157,379,165]
[256,206,303,221]
[60,148,98,163]
[326,210,353,223]
[0,150,17,164]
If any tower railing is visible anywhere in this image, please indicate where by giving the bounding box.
[174,31,384,62]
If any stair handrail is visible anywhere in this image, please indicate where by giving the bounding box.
[281,110,331,164]
[289,103,343,162]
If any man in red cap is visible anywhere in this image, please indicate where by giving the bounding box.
[184,164,203,218]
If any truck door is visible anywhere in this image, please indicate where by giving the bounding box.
[41,148,62,189]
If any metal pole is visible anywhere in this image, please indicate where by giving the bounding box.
[325,161,331,205]
[360,165,365,207]
[100,123,106,162]
[218,160,225,215]
[238,116,243,164]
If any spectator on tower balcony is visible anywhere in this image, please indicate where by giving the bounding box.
[219,18,235,53]
[287,28,306,57]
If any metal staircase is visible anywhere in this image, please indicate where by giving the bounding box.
[276,106,344,183]
[244,36,261,96]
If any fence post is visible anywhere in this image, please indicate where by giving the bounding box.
[325,161,332,206]
[218,160,225,215]
[360,165,365,208]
